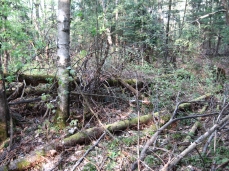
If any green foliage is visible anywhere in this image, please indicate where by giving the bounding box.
[41,94,51,101]
[5,75,15,83]
[45,78,54,84]
[107,150,121,170]
[46,103,54,110]
[69,119,78,127]
[82,163,97,171]
[145,155,161,167]
[182,144,229,169]
[121,135,138,146]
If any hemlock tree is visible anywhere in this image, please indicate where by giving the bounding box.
[56,0,71,127]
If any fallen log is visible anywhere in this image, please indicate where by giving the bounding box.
[63,112,167,146]
[64,93,213,147]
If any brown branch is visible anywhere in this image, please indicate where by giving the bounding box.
[8,97,41,105]
[116,77,140,96]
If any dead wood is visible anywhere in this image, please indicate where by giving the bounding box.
[131,93,213,171]
[16,74,56,86]
[117,77,139,95]
[161,112,229,171]
[6,82,24,100]
[5,73,143,88]
[70,132,106,171]
[63,112,162,146]
[8,97,41,106]
[179,105,208,151]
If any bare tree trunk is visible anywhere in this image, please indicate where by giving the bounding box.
[34,0,40,20]
[222,0,229,25]
[3,50,9,74]
[164,0,172,65]
[0,48,9,143]
[214,34,221,55]
[56,0,71,128]
[2,16,9,74]
[115,0,119,47]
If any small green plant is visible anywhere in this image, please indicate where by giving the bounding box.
[122,136,137,146]
[145,155,160,167]
[41,93,51,101]
[82,163,97,171]
[5,75,15,83]
[45,77,53,84]
[106,150,120,170]
[108,139,119,149]
[46,103,54,109]
[69,119,78,127]
[171,133,183,140]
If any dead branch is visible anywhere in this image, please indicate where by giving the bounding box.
[70,132,106,171]
[8,97,41,105]
[116,77,140,96]
[160,113,229,171]
[131,93,214,171]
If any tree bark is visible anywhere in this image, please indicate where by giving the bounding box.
[56,0,71,128]
[222,0,229,25]
[0,53,9,143]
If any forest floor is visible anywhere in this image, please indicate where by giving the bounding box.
[1,56,229,171]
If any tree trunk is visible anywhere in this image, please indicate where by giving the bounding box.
[222,0,229,25]
[56,0,71,128]
[0,52,9,143]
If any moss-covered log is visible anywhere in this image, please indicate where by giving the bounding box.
[63,112,168,146]
[64,93,213,147]
[5,73,145,88]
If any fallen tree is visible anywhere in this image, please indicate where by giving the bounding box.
[63,112,161,146]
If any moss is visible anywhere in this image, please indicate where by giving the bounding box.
[35,149,45,157]
[0,122,7,144]
[54,109,67,129]
[17,160,30,169]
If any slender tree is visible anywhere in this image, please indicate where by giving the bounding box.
[0,46,9,143]
[56,0,71,127]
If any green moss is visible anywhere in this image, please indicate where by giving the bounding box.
[54,109,67,129]
[35,149,45,156]
[17,160,30,169]
[0,123,7,144]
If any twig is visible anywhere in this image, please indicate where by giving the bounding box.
[20,79,26,98]
[160,113,229,171]
[131,99,218,171]
[8,112,13,151]
[70,132,106,171]
[73,80,117,141]
[8,97,41,105]
[215,159,229,170]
